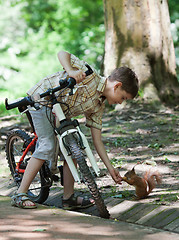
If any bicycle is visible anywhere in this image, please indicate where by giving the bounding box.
[5,65,110,219]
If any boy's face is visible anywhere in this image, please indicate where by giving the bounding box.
[107,82,132,105]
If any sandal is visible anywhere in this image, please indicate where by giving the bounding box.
[11,193,37,209]
[62,194,94,210]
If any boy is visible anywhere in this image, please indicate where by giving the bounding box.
[11,50,139,209]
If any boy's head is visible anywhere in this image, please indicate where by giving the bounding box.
[108,67,139,98]
[104,67,139,105]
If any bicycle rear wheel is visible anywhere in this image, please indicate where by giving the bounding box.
[5,129,50,203]
[65,133,110,219]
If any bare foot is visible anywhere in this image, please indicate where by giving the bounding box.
[77,196,95,205]
[22,200,36,207]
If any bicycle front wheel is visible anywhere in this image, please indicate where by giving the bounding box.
[5,129,50,203]
[65,133,110,219]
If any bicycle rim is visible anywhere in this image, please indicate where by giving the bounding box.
[5,129,50,203]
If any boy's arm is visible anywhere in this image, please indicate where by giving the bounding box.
[57,51,86,83]
[91,127,122,184]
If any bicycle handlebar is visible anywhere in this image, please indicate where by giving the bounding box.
[5,97,34,110]
[5,64,93,110]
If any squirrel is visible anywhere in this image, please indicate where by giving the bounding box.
[122,166,162,199]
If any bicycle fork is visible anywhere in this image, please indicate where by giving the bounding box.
[52,103,100,183]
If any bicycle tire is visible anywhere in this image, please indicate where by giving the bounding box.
[65,133,110,219]
[5,129,50,203]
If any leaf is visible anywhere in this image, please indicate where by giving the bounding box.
[112,194,123,198]
[33,229,47,232]
[144,160,157,166]
[164,157,171,163]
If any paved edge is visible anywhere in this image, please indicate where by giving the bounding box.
[1,195,179,240]
[0,177,179,234]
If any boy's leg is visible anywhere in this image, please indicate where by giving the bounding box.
[17,157,45,206]
[63,160,76,200]
[18,106,55,207]
[11,106,56,208]
[17,157,45,194]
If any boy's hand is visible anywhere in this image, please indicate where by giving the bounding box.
[110,168,122,184]
[68,69,86,83]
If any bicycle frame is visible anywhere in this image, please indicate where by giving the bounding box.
[16,133,38,174]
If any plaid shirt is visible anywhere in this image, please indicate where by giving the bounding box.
[27,54,106,129]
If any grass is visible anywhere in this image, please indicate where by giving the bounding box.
[148,143,163,150]
[110,157,125,168]
[155,192,179,205]
[112,137,130,148]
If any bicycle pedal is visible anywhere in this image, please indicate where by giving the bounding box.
[14,175,22,183]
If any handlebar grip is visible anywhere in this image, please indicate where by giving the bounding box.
[5,96,33,110]
[85,64,93,76]
[67,77,76,89]
[59,77,76,89]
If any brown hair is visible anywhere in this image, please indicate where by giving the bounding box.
[108,67,139,98]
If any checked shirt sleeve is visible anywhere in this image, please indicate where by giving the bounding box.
[85,104,105,130]
[70,54,88,72]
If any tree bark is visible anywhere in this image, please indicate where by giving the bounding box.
[103,0,179,103]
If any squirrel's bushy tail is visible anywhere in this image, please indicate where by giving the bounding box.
[144,171,162,194]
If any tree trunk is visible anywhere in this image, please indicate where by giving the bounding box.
[103,0,179,103]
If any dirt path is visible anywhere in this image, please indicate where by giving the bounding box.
[0,101,179,207]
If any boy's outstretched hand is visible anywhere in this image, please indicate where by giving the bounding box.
[110,168,123,184]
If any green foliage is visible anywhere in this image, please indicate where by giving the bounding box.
[168,0,179,23]
[110,158,124,167]
[11,0,105,65]
[168,0,179,79]
[112,137,130,148]
[148,142,163,150]
[0,0,178,116]
[0,0,104,115]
